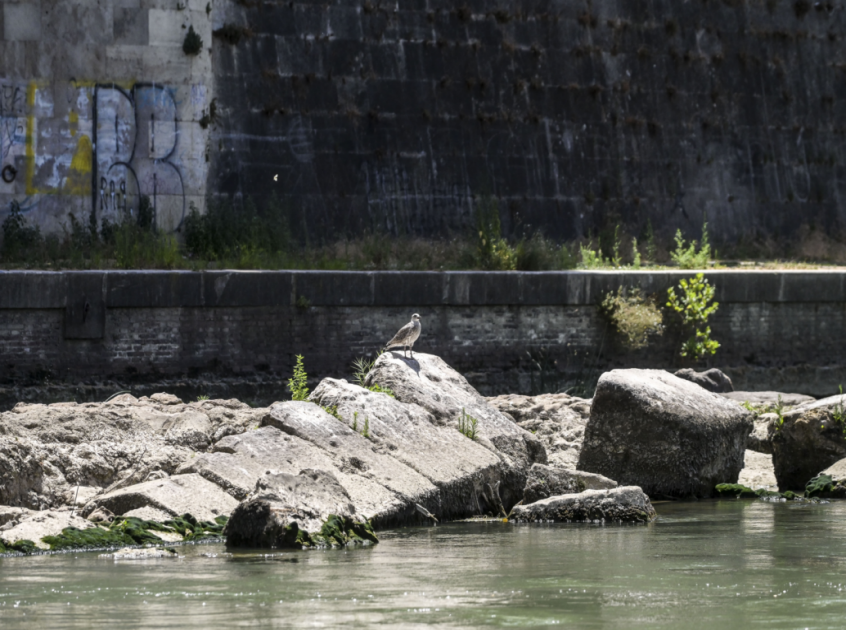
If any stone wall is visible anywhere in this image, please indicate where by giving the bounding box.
[2,1,845,246]
[0,0,213,234]
[2,270,845,407]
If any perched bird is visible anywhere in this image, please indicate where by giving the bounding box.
[386,313,421,358]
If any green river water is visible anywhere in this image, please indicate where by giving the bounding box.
[2,499,846,629]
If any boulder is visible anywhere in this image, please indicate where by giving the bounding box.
[81,473,238,522]
[510,487,656,524]
[522,463,617,505]
[224,470,377,549]
[578,369,753,498]
[675,368,734,393]
[0,510,96,550]
[310,378,504,518]
[365,352,546,503]
[487,393,591,469]
[771,393,846,490]
[0,506,32,528]
[737,450,778,491]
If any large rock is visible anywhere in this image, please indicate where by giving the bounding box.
[578,369,753,498]
[487,393,590,469]
[365,352,546,504]
[675,368,734,393]
[0,395,266,510]
[223,469,377,549]
[747,413,776,454]
[722,391,815,407]
[522,463,617,505]
[310,379,504,518]
[510,487,656,524]
[81,473,238,522]
[771,393,846,490]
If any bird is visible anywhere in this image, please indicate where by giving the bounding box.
[385,313,421,359]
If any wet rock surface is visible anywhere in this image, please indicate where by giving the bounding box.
[578,369,753,498]
[510,487,656,524]
[487,393,590,470]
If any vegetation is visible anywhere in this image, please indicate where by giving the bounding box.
[601,287,664,350]
[670,222,711,269]
[457,408,478,440]
[288,354,309,401]
[182,25,203,55]
[350,355,395,397]
[666,273,720,360]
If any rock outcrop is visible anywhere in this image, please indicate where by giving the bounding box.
[737,450,778,491]
[365,352,546,504]
[1,510,96,550]
[487,393,590,469]
[0,395,266,510]
[675,368,734,393]
[578,369,753,498]
[771,393,846,490]
[522,463,617,505]
[510,487,656,524]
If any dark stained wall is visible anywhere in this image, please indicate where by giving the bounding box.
[210,0,846,243]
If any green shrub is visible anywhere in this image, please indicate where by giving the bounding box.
[601,287,664,349]
[288,354,309,401]
[183,25,203,55]
[578,242,608,269]
[666,273,720,359]
[1,200,42,259]
[670,222,711,269]
[474,197,516,270]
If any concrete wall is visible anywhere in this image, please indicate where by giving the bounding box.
[0,0,214,234]
[2,270,846,403]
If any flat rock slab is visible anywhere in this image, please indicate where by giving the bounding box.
[103,547,179,560]
[722,391,815,407]
[510,487,656,524]
[737,450,778,490]
[180,426,407,522]
[578,369,753,498]
[1,510,95,549]
[310,379,503,519]
[81,473,238,523]
[523,463,616,505]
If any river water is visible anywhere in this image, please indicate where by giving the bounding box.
[2,499,846,629]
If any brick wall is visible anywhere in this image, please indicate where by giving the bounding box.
[2,270,846,402]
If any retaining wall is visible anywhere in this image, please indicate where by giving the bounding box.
[1,270,845,406]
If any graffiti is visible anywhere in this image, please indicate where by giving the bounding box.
[0,81,26,169]
[94,84,185,229]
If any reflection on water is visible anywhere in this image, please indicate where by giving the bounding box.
[3,500,846,629]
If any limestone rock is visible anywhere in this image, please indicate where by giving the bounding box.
[0,396,266,510]
[365,352,546,503]
[737,450,778,491]
[310,378,504,518]
[0,510,96,550]
[0,506,32,528]
[747,414,776,454]
[103,547,179,560]
[487,393,590,470]
[578,369,753,498]
[674,368,734,393]
[81,473,238,523]
[510,487,656,524]
[522,463,617,505]
[771,393,846,490]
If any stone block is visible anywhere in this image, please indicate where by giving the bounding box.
[202,271,293,307]
[106,271,203,308]
[4,2,41,42]
[148,9,189,47]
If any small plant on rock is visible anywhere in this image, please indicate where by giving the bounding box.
[288,354,309,401]
[666,273,720,360]
[457,408,478,440]
[601,287,664,350]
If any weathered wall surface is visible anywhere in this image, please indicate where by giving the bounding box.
[2,270,846,407]
[0,0,214,234]
[211,0,846,242]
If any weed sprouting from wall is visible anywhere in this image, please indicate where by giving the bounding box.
[601,287,664,350]
[183,25,203,55]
